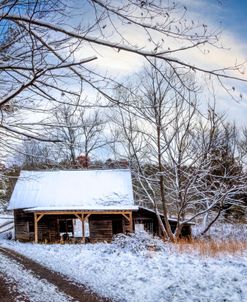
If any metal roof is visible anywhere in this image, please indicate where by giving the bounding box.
[8,169,135,211]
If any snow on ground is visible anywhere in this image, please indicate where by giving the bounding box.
[0,252,73,302]
[0,214,14,225]
[1,232,247,302]
[0,214,14,239]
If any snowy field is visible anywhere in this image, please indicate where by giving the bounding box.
[1,231,247,302]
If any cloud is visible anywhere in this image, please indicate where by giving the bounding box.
[89,45,144,76]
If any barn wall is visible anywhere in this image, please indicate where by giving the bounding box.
[37,215,59,242]
[133,208,160,235]
[37,215,76,242]
[89,216,113,243]
[14,210,34,242]
[14,211,77,242]
[89,214,130,243]
[14,209,192,243]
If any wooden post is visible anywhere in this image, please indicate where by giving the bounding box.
[81,213,85,243]
[34,213,38,243]
[122,212,133,233]
[129,211,133,232]
[34,213,44,243]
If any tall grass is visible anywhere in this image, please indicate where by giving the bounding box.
[175,238,247,257]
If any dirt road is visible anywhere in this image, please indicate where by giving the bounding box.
[0,247,111,302]
[0,273,30,302]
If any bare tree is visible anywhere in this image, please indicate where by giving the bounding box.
[16,139,58,169]
[49,103,107,165]
[113,64,247,241]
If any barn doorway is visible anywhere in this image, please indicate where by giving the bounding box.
[112,217,123,235]
[58,218,74,240]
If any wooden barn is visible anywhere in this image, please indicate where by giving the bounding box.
[8,169,193,243]
[8,169,138,243]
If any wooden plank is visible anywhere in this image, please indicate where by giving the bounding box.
[14,210,35,242]
[89,219,113,243]
[121,212,133,233]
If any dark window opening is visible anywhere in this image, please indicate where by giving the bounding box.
[59,219,73,234]
[112,219,123,234]
[28,221,34,233]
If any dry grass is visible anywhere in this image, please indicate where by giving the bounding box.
[175,238,247,257]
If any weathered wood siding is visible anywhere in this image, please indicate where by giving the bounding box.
[133,208,160,235]
[14,211,135,243]
[89,217,113,243]
[14,210,34,242]
[37,215,75,242]
[37,215,59,242]
[89,214,129,243]
[14,211,75,242]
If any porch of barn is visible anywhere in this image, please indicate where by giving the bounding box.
[14,209,133,243]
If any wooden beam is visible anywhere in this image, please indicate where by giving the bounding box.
[74,214,82,221]
[34,213,38,243]
[31,210,134,216]
[37,214,44,222]
[84,213,91,221]
[122,213,131,222]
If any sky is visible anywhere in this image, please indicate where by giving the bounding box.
[176,0,247,44]
[189,0,247,126]
[216,0,247,39]
[179,0,247,126]
[86,0,247,126]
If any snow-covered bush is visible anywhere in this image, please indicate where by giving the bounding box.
[112,231,165,254]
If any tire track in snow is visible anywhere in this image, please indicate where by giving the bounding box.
[0,273,30,302]
[0,247,110,302]
[0,250,73,302]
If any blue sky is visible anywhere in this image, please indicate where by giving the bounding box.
[218,0,247,37]
[180,0,247,126]
[182,0,247,42]
[197,0,247,125]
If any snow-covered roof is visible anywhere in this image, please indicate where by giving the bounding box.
[8,169,137,211]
